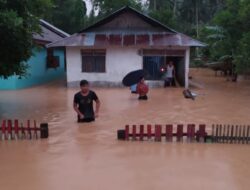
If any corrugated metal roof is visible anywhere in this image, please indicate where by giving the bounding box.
[33,20,69,43]
[47,32,206,48]
[46,6,205,48]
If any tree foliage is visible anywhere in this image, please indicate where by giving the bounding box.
[91,0,143,18]
[235,32,250,74]
[0,0,52,78]
[45,0,87,34]
[147,0,225,36]
[200,0,250,74]
[147,0,177,29]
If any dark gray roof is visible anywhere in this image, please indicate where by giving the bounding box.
[33,19,69,43]
[47,6,205,48]
[47,32,206,47]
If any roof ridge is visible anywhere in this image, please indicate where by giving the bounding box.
[40,19,70,38]
[79,6,177,33]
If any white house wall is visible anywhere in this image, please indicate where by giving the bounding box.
[66,46,143,87]
[66,46,190,87]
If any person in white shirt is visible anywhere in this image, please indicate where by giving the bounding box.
[164,61,175,87]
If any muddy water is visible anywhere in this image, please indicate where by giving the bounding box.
[0,69,250,190]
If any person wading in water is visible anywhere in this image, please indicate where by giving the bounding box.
[73,80,100,122]
[136,77,149,100]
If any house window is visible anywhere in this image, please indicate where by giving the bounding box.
[81,49,106,73]
[46,48,60,69]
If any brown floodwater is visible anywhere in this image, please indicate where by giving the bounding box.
[0,69,250,190]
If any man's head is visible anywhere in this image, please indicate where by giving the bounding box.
[168,61,173,66]
[80,80,89,93]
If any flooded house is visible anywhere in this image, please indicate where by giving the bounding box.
[47,6,205,88]
[0,20,69,90]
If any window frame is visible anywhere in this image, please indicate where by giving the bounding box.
[81,49,106,73]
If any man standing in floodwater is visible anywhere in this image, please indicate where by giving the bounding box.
[164,61,175,87]
[73,80,100,122]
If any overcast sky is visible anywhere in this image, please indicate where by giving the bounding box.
[84,0,92,15]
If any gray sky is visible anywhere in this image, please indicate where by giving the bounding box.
[84,0,92,15]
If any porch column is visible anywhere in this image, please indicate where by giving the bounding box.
[184,48,190,88]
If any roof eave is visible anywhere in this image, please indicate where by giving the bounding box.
[40,19,70,38]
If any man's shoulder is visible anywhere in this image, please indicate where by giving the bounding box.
[89,90,98,99]
[89,90,96,94]
[74,91,81,97]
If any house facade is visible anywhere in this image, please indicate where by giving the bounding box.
[48,6,205,88]
[0,20,69,90]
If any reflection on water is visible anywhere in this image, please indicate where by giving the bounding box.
[0,69,250,190]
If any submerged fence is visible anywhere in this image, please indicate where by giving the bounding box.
[117,124,250,144]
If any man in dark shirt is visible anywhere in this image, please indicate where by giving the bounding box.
[73,80,100,122]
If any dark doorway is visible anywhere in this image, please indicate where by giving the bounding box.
[166,57,185,87]
[143,56,165,80]
[143,56,185,86]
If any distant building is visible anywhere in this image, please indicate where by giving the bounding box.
[0,19,69,90]
[47,6,205,88]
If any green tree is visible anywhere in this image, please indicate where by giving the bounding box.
[213,0,242,53]
[212,0,249,73]
[45,0,87,34]
[234,0,250,74]
[0,0,52,78]
[91,0,143,18]
[72,0,87,30]
[86,8,96,27]
[147,0,226,36]
[199,0,250,74]
[148,4,177,28]
[199,25,226,60]
[148,0,180,18]
[179,0,225,36]
[235,32,250,74]
[148,0,170,11]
